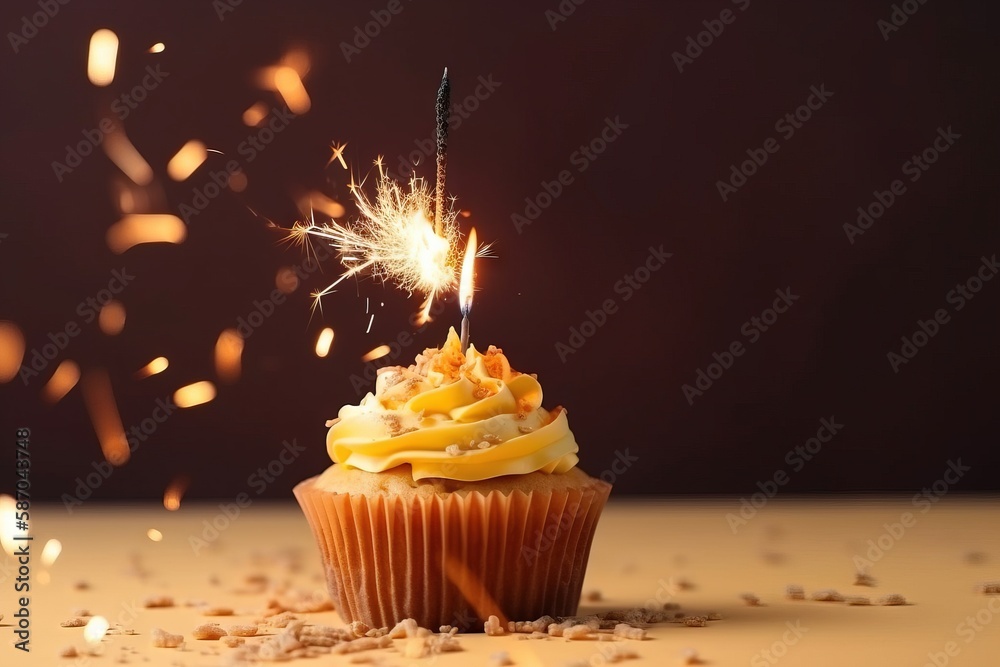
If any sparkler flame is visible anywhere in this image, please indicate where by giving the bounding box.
[295,161,461,319]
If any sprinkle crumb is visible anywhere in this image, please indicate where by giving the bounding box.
[143,595,175,608]
[202,606,234,616]
[877,593,907,606]
[228,624,258,637]
[975,581,1000,595]
[682,616,707,627]
[485,615,506,636]
[151,628,184,648]
[192,623,227,640]
[59,646,78,658]
[785,585,805,600]
[60,618,87,628]
[854,572,877,587]
[740,593,762,606]
[811,589,844,602]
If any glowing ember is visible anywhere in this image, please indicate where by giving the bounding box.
[167,140,208,181]
[274,66,311,114]
[148,42,165,53]
[135,356,169,379]
[275,267,299,294]
[0,494,26,557]
[173,381,216,408]
[107,214,186,253]
[361,344,391,362]
[81,368,130,466]
[315,327,335,357]
[297,190,346,220]
[459,227,478,314]
[0,320,26,383]
[242,102,268,127]
[87,29,118,86]
[83,616,110,645]
[214,329,243,383]
[41,538,63,566]
[163,476,190,511]
[229,170,248,192]
[41,360,81,403]
[98,300,126,335]
[296,163,461,318]
[147,528,163,541]
[103,129,154,185]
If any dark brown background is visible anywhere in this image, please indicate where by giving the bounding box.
[1,0,997,501]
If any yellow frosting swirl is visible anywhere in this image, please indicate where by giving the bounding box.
[327,328,580,481]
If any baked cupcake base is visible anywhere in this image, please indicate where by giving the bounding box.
[294,465,611,629]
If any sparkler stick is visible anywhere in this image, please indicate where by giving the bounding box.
[435,67,450,237]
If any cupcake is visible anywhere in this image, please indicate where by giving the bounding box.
[294,328,611,629]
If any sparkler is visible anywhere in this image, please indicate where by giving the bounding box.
[435,67,450,236]
[290,69,490,325]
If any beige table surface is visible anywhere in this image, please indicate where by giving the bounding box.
[3,498,999,666]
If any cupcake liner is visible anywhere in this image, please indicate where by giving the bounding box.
[294,476,611,629]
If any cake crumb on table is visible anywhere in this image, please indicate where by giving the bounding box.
[785,585,805,600]
[202,606,235,616]
[228,624,258,637]
[854,571,877,587]
[682,616,707,627]
[740,593,762,606]
[877,593,907,606]
[845,596,871,606]
[192,623,228,640]
[613,623,647,640]
[389,618,420,639]
[60,617,87,627]
[59,645,78,658]
[151,627,184,648]
[221,636,245,648]
[484,615,506,636]
[975,581,1000,594]
[563,624,596,640]
[584,589,603,602]
[143,595,175,608]
[811,589,844,602]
